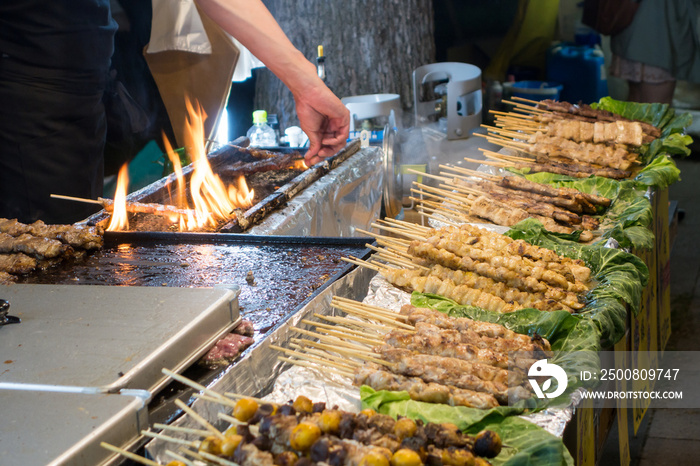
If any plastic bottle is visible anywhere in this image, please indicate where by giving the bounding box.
[246,110,277,147]
[267,113,281,145]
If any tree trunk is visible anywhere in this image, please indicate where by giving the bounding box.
[253,0,435,129]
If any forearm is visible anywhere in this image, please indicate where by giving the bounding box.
[195,0,319,95]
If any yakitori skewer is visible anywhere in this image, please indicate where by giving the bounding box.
[51,194,197,218]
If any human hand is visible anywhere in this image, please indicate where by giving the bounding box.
[293,86,350,166]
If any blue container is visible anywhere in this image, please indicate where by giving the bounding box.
[504,81,563,102]
[547,43,608,104]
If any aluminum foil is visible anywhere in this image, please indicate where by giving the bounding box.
[246,147,384,236]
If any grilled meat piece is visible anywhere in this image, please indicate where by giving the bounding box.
[0,218,103,250]
[0,252,38,274]
[353,364,499,409]
[0,232,71,259]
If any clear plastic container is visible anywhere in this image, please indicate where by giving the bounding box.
[246,110,277,147]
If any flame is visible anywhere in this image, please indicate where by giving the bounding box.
[106,98,255,231]
[293,159,309,170]
[106,164,130,231]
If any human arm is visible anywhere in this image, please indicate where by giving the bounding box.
[195,0,349,164]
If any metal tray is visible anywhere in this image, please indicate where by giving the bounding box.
[0,284,240,394]
[0,388,148,466]
[16,235,372,337]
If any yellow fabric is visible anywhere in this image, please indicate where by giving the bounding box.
[145,5,239,149]
[485,0,560,81]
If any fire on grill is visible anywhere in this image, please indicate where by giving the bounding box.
[95,99,313,233]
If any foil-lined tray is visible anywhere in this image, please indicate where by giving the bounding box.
[146,266,580,462]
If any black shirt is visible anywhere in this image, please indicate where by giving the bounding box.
[0,0,117,73]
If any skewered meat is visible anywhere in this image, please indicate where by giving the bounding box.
[0,252,38,275]
[0,219,103,250]
[508,158,632,179]
[469,195,576,234]
[401,306,551,352]
[382,268,518,313]
[424,264,585,311]
[534,119,645,147]
[410,238,588,293]
[475,190,583,225]
[439,224,590,278]
[536,99,661,139]
[527,132,637,170]
[382,327,512,369]
[353,364,499,408]
[217,152,304,178]
[470,177,588,214]
[0,232,72,259]
[379,347,531,404]
[203,332,254,365]
[0,271,17,285]
[227,396,499,464]
[498,175,611,208]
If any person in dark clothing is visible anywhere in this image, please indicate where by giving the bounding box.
[0,0,348,225]
[0,1,117,224]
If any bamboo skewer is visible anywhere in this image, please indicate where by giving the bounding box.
[217,412,245,426]
[410,187,465,207]
[418,206,471,225]
[292,338,375,359]
[300,319,384,339]
[290,342,363,369]
[370,250,424,271]
[162,369,230,405]
[50,194,197,217]
[412,184,475,206]
[141,430,198,448]
[174,399,226,441]
[405,168,452,184]
[369,223,425,242]
[332,296,409,319]
[179,448,207,463]
[165,450,196,466]
[341,256,383,272]
[270,344,358,373]
[290,341,386,368]
[503,98,549,112]
[511,95,547,106]
[293,326,381,349]
[193,393,238,410]
[154,423,211,438]
[463,155,510,168]
[100,442,161,466]
[199,451,239,466]
[277,356,354,378]
[330,303,415,330]
[375,217,430,234]
[438,164,500,182]
[415,204,469,225]
[372,240,412,259]
[357,228,411,246]
[51,194,104,206]
[222,392,266,404]
[315,314,397,334]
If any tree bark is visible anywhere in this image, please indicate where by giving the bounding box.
[253,0,435,129]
